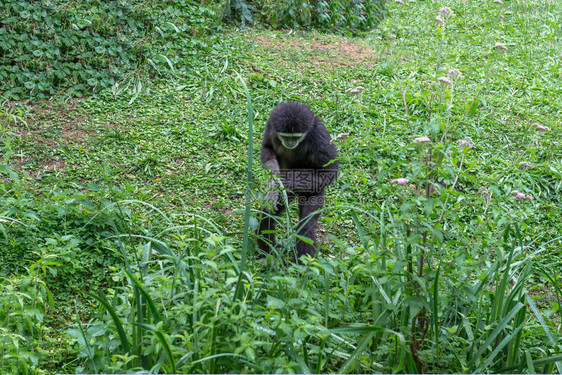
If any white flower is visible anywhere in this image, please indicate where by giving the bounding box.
[389,34,397,40]
[436,16,444,23]
[336,133,350,140]
[494,0,504,4]
[511,190,520,195]
[392,178,410,185]
[457,139,472,149]
[414,136,431,143]
[438,77,452,84]
[495,42,508,51]
[396,0,405,4]
[519,161,532,169]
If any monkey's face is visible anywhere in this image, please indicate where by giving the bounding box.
[278,132,306,149]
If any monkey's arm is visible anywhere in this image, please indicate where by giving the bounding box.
[261,144,280,176]
[260,143,283,204]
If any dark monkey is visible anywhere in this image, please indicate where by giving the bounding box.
[257,102,339,259]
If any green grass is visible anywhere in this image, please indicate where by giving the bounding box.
[1,0,561,373]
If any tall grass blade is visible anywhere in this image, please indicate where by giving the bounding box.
[124,269,164,325]
[136,323,176,374]
[504,261,532,314]
[507,301,527,367]
[469,301,524,369]
[490,226,515,322]
[328,326,392,335]
[525,293,557,345]
[190,353,248,364]
[525,351,535,374]
[233,72,254,303]
[351,212,369,252]
[432,265,440,360]
[525,293,562,373]
[324,268,330,326]
[76,318,97,371]
[537,264,562,328]
[315,335,328,373]
[498,353,562,373]
[338,332,376,374]
[89,292,131,354]
[475,322,523,373]
[286,346,311,374]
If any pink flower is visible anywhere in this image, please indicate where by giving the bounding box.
[457,139,472,149]
[414,136,431,143]
[389,34,397,40]
[392,178,410,185]
[438,77,452,84]
[396,0,405,4]
[494,0,504,4]
[345,86,364,95]
[336,133,350,140]
[448,68,461,77]
[495,42,508,51]
[513,191,533,201]
[439,7,452,15]
[535,124,550,132]
[519,161,532,169]
[436,16,444,23]
[515,192,526,199]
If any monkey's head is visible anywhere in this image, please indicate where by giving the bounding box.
[269,102,315,149]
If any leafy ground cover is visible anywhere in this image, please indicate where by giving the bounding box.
[0,0,216,99]
[1,0,561,373]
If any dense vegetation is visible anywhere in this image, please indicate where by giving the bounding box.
[1,0,561,373]
[223,0,386,30]
[0,0,215,99]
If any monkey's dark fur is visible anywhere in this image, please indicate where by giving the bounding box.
[257,102,339,259]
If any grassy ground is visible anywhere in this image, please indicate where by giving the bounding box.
[1,0,561,373]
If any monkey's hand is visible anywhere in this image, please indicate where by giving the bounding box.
[264,176,282,205]
[264,158,281,177]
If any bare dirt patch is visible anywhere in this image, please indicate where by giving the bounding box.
[4,101,93,176]
[22,102,91,145]
[38,157,65,171]
[253,34,378,69]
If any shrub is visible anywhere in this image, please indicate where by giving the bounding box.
[223,0,386,32]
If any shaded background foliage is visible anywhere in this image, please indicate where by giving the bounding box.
[224,0,386,30]
[0,0,215,99]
